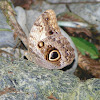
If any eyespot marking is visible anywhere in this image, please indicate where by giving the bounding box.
[38,41,44,48]
[46,49,61,62]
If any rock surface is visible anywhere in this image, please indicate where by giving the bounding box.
[69,3,100,32]
[0,10,17,48]
[0,57,100,100]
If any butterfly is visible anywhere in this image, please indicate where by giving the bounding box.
[26,9,76,70]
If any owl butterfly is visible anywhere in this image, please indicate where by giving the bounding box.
[27,9,76,70]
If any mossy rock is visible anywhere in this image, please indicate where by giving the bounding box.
[0,57,100,100]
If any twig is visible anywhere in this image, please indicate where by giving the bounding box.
[0,0,28,48]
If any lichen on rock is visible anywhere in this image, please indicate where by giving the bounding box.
[0,57,100,100]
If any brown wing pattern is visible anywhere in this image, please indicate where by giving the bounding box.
[28,9,75,69]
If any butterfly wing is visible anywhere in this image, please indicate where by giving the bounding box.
[28,9,75,69]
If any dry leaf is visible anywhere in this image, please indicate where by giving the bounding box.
[11,0,33,9]
[0,87,17,96]
[48,93,59,100]
[78,50,100,78]
[65,27,92,37]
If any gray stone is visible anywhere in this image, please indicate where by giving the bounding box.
[69,3,100,32]
[15,6,29,37]
[26,10,42,31]
[0,57,99,100]
[0,10,17,48]
[41,1,67,15]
